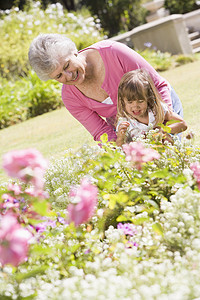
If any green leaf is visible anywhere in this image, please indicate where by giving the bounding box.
[32,199,50,216]
[152,222,163,236]
[166,119,180,126]
[116,215,127,222]
[15,265,48,283]
[150,168,169,179]
[100,133,108,143]
[109,197,116,210]
[132,217,149,225]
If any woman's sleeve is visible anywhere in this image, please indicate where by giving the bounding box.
[112,42,173,108]
[62,91,117,142]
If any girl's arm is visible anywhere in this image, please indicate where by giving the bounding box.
[164,109,187,134]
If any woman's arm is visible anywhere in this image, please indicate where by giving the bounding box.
[63,101,117,142]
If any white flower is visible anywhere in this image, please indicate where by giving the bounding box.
[34,20,41,25]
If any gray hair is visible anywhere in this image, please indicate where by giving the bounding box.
[28,33,77,81]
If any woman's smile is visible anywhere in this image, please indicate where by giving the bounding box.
[49,53,86,85]
[69,70,79,82]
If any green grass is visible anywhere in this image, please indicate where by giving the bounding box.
[1,59,200,181]
[162,59,200,144]
[0,107,94,181]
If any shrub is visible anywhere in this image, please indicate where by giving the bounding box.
[138,45,197,71]
[0,1,104,80]
[0,71,62,129]
[175,54,196,66]
[138,48,172,71]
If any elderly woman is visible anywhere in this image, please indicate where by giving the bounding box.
[28,33,183,142]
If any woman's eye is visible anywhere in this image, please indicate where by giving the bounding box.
[57,74,62,79]
[64,64,69,70]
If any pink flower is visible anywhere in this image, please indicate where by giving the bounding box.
[67,178,98,227]
[190,162,200,190]
[2,149,48,193]
[117,222,137,236]
[25,187,49,199]
[0,213,32,267]
[122,142,160,170]
[35,220,56,234]
[7,183,22,195]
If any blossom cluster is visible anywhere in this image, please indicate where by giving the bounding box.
[122,141,160,170]
[1,134,200,299]
[190,161,200,190]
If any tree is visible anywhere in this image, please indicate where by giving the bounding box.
[81,0,147,37]
[0,0,76,11]
[164,0,198,14]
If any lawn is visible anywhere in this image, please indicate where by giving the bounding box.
[1,59,200,181]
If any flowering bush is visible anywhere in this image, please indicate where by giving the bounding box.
[0,1,104,80]
[1,132,200,299]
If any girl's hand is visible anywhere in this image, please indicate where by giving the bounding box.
[117,121,130,138]
[116,121,130,147]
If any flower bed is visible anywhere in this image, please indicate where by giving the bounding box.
[1,132,200,299]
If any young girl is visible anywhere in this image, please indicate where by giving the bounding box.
[116,69,187,147]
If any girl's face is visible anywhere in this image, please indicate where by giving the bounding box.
[49,51,86,85]
[124,98,148,119]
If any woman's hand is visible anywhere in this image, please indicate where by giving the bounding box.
[116,121,130,147]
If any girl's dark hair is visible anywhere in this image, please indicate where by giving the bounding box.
[117,69,165,125]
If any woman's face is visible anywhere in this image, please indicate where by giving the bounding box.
[124,98,148,119]
[49,51,86,85]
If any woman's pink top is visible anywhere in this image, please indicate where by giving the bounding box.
[62,40,171,142]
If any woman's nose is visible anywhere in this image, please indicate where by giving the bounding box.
[63,70,73,81]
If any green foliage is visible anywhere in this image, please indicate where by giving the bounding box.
[139,47,197,71]
[0,1,104,80]
[0,71,62,129]
[82,0,147,37]
[164,0,198,14]
[2,134,200,298]
[175,54,196,66]
[138,48,172,71]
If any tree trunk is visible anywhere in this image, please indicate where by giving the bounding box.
[61,0,75,10]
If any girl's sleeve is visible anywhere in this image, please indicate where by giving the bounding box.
[112,42,173,108]
[62,90,117,142]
